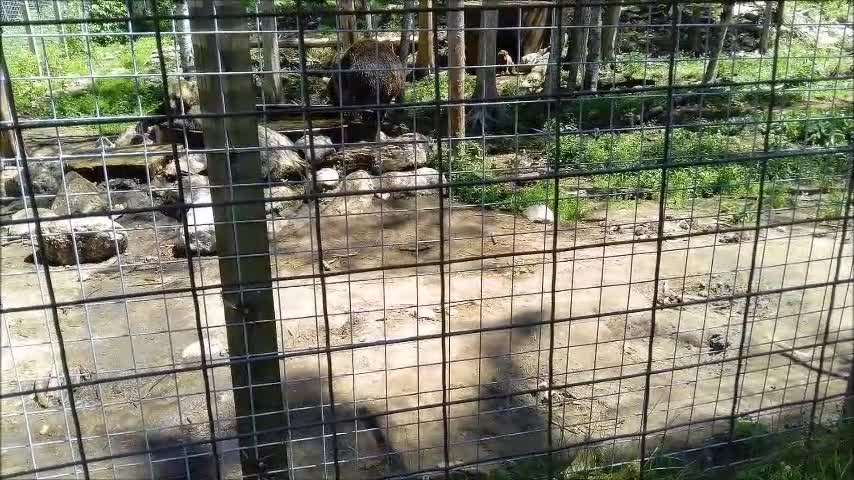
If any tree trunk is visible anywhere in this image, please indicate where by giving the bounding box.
[338,0,357,50]
[583,4,602,91]
[415,0,434,76]
[260,0,281,103]
[601,0,622,62]
[472,0,499,132]
[759,1,774,54]
[358,0,374,35]
[521,8,549,57]
[702,0,735,84]
[448,0,466,139]
[545,6,562,95]
[188,1,287,478]
[688,4,705,56]
[567,2,591,90]
[399,0,417,63]
[176,0,194,75]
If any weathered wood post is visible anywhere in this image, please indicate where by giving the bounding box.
[260,0,282,103]
[188,0,287,476]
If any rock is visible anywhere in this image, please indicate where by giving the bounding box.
[341,170,378,194]
[379,171,413,198]
[152,174,210,217]
[708,333,729,352]
[102,178,140,191]
[266,185,303,216]
[161,152,207,178]
[315,168,340,190]
[324,146,377,173]
[373,133,431,173]
[413,167,445,193]
[523,205,554,224]
[1,166,20,198]
[174,187,216,256]
[258,125,306,181]
[2,208,58,237]
[718,232,741,243]
[677,219,690,230]
[40,216,128,265]
[634,224,649,236]
[295,135,335,165]
[8,161,63,197]
[181,339,228,361]
[52,172,106,216]
[114,124,151,148]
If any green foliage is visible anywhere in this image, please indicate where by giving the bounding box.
[407,72,478,103]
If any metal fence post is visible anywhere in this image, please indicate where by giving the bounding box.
[188,0,288,477]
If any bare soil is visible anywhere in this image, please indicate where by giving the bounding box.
[2,192,852,479]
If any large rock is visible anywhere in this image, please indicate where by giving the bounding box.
[1,208,58,237]
[523,204,554,224]
[7,162,63,197]
[373,133,431,173]
[324,133,432,174]
[40,217,128,265]
[341,170,378,194]
[152,174,210,218]
[1,166,20,198]
[295,135,335,165]
[52,172,106,216]
[266,185,303,217]
[378,168,445,198]
[258,125,306,181]
[315,168,340,191]
[161,152,207,178]
[174,187,216,256]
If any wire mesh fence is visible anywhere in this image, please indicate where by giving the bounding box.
[0,0,852,479]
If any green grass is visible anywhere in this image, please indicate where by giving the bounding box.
[407,72,478,103]
[4,36,168,133]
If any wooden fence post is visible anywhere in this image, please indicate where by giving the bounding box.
[188,1,287,476]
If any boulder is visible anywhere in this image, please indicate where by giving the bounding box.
[379,171,413,199]
[295,135,335,165]
[52,172,107,216]
[40,216,128,265]
[315,168,340,190]
[413,167,445,192]
[340,170,378,194]
[8,161,63,197]
[523,204,554,224]
[258,125,306,181]
[174,187,216,256]
[1,166,20,198]
[1,208,58,237]
[373,133,431,173]
[266,185,303,217]
[161,152,207,178]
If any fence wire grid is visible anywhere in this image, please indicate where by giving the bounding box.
[0,0,852,479]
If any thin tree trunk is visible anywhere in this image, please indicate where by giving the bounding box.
[399,0,417,62]
[338,0,357,50]
[472,0,499,131]
[688,4,704,56]
[448,0,466,139]
[188,1,286,478]
[545,6,562,95]
[601,0,622,62]
[583,4,602,91]
[702,0,735,84]
[359,0,374,36]
[521,8,549,57]
[176,0,194,75]
[260,0,281,103]
[567,2,591,90]
[415,0,434,76]
[759,1,774,54]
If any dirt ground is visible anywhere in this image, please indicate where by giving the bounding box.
[2,191,852,479]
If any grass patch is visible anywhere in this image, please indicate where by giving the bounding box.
[407,72,478,103]
[431,142,589,221]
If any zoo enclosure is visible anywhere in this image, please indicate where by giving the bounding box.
[0,0,853,479]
